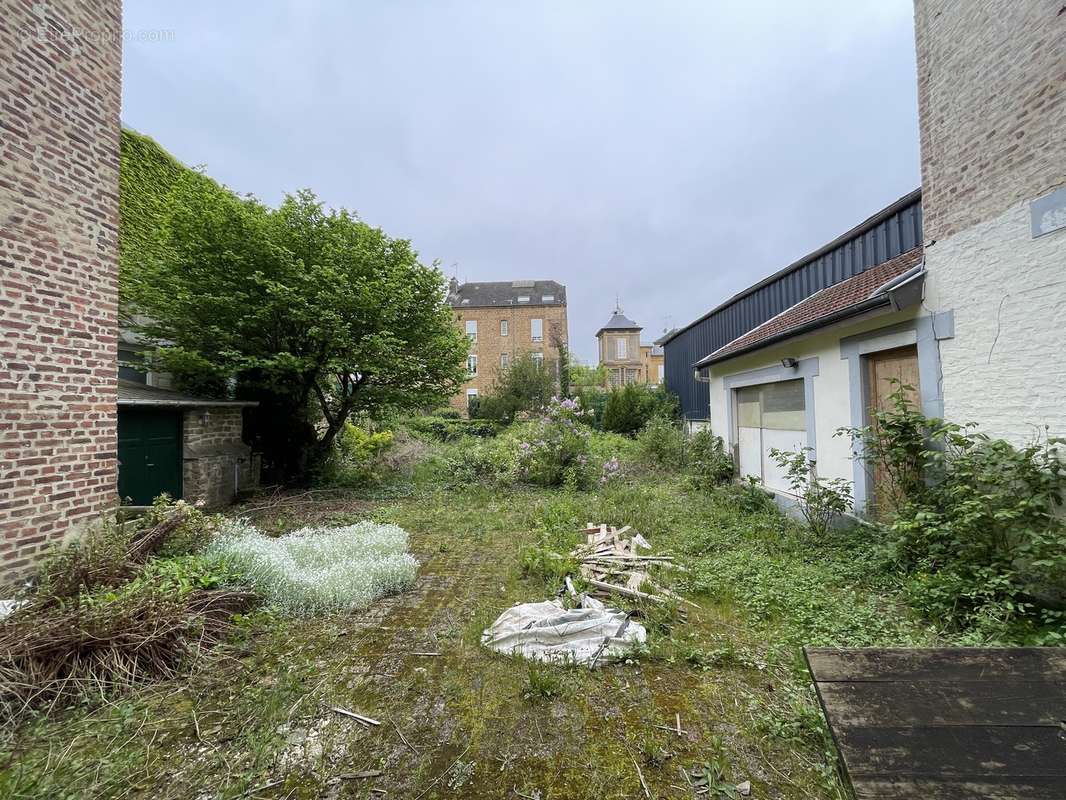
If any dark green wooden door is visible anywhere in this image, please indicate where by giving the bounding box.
[118,408,183,505]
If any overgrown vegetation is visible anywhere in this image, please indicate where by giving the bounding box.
[473,352,559,423]
[841,385,1066,643]
[769,447,853,539]
[120,133,467,484]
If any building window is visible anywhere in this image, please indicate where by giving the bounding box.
[466,387,478,410]
[735,379,806,494]
[500,353,509,369]
[467,354,478,376]
[531,318,543,342]
[657,364,664,382]
[500,319,508,336]
[465,319,477,343]
[542,294,554,302]
[616,337,627,359]
[517,295,530,303]
[532,352,544,365]
[118,348,148,385]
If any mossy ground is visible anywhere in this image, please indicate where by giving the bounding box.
[1,476,942,799]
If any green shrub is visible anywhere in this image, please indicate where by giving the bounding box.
[474,353,558,423]
[686,430,735,489]
[842,385,1066,639]
[636,417,684,470]
[574,387,608,429]
[405,414,498,442]
[601,384,679,435]
[442,438,517,487]
[516,397,594,489]
[769,447,853,539]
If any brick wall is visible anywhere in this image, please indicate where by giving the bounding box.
[449,303,569,411]
[0,0,122,579]
[182,407,259,509]
[915,0,1065,240]
[916,0,1066,443]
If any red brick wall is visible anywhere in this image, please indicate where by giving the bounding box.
[914,0,1066,240]
[0,0,122,580]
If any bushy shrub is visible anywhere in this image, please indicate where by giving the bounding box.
[769,447,853,539]
[686,430,735,489]
[208,520,418,615]
[601,385,679,436]
[516,396,594,489]
[337,423,394,463]
[842,386,1066,640]
[636,417,684,470]
[405,414,498,442]
[574,387,608,429]
[441,438,518,487]
[474,353,558,423]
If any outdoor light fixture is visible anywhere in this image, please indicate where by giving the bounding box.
[781,357,798,369]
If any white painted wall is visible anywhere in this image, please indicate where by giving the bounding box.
[707,309,921,505]
[923,200,1066,443]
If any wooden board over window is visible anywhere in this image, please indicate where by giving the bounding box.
[805,647,1066,799]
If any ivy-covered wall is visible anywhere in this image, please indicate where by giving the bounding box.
[118,128,226,281]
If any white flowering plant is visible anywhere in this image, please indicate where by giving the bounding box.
[208,520,418,615]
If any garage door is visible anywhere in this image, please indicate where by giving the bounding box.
[735,379,807,494]
[118,408,183,505]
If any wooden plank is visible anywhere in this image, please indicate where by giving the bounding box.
[851,776,1066,800]
[805,647,1066,682]
[835,726,1066,778]
[815,680,1066,727]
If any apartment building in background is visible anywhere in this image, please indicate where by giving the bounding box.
[447,279,568,412]
[596,308,665,388]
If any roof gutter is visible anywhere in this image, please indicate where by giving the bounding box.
[117,398,258,408]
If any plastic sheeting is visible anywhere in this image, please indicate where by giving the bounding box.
[480,595,646,666]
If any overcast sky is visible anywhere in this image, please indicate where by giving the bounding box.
[122,1,921,364]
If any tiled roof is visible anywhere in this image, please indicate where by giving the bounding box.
[118,380,257,407]
[448,280,566,308]
[597,311,641,335]
[699,246,923,365]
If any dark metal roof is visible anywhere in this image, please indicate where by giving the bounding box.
[448,280,566,309]
[660,188,922,346]
[118,380,257,408]
[696,248,924,366]
[663,188,923,420]
[596,311,641,336]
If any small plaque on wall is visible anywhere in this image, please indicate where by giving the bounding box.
[1030,186,1066,238]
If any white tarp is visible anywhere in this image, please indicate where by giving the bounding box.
[480,595,646,666]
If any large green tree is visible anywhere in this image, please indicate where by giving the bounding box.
[123,177,467,481]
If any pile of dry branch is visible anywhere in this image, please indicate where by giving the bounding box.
[570,523,694,609]
[0,508,255,723]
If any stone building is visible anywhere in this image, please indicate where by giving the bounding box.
[596,310,664,388]
[0,0,122,578]
[117,381,259,509]
[596,310,642,387]
[447,279,568,412]
[640,343,665,387]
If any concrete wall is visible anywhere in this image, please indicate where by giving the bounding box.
[182,407,259,509]
[0,0,122,578]
[916,0,1066,442]
[449,303,568,411]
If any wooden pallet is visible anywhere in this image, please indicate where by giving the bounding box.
[805,647,1066,799]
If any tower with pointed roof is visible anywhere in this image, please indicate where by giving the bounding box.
[596,303,644,388]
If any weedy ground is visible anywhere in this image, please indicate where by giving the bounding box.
[1,473,944,799]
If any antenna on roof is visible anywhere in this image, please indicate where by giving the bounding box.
[615,294,622,314]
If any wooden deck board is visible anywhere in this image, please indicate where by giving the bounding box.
[805,648,1066,799]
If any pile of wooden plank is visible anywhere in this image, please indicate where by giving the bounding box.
[569,523,694,609]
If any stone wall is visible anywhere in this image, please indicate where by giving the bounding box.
[182,407,259,509]
[0,0,122,579]
[449,303,569,411]
[916,0,1066,442]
